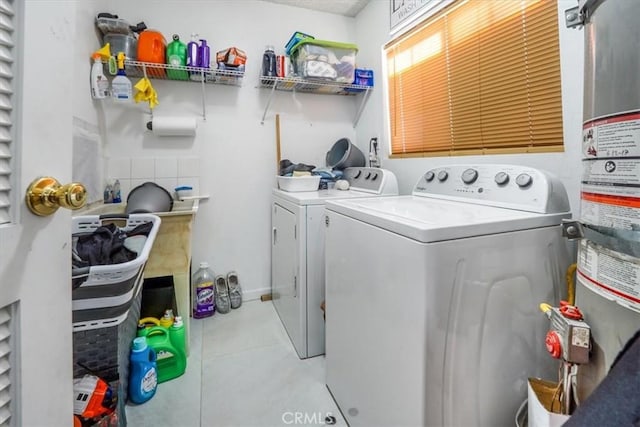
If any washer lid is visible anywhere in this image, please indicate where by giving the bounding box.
[272,187,384,205]
[326,196,571,242]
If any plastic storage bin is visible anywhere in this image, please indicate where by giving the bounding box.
[277,175,321,192]
[290,39,358,83]
[72,214,161,332]
[285,31,314,55]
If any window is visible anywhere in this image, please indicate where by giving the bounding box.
[385,0,563,157]
[0,0,15,224]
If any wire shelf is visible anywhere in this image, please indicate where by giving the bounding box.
[259,76,369,95]
[124,60,244,86]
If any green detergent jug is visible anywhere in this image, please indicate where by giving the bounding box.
[166,34,188,81]
[139,317,186,383]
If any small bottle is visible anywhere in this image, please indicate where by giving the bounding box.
[159,309,174,328]
[261,45,276,84]
[103,182,113,203]
[90,53,109,99]
[112,179,121,203]
[169,316,187,367]
[192,262,215,318]
[128,336,158,404]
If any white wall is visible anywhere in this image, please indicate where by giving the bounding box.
[354,0,584,217]
[99,0,362,299]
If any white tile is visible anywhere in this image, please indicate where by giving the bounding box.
[178,157,200,178]
[154,178,178,195]
[200,343,345,426]
[106,157,131,179]
[175,178,200,195]
[131,158,155,179]
[201,301,292,359]
[118,178,132,201]
[155,158,178,178]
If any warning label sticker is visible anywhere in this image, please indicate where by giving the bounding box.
[583,112,640,158]
[577,240,640,312]
[581,192,640,229]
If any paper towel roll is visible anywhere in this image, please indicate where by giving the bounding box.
[146,117,197,136]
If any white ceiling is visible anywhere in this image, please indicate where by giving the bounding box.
[260,0,370,17]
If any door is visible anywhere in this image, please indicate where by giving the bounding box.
[0,2,76,425]
[271,201,304,355]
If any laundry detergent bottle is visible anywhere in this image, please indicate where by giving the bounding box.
[166,34,188,80]
[192,262,215,318]
[128,336,158,404]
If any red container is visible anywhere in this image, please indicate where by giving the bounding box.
[137,30,167,77]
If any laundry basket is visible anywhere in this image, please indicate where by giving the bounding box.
[71,214,161,421]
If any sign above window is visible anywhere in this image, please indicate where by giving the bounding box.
[390,0,454,35]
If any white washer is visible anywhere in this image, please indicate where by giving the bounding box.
[272,167,398,359]
[324,164,571,427]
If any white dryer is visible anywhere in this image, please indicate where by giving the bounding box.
[324,164,571,427]
[272,167,398,359]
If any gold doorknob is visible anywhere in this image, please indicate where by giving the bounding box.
[25,176,88,216]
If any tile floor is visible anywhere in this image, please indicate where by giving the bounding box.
[126,300,346,426]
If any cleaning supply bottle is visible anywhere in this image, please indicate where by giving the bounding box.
[142,325,186,383]
[90,53,109,99]
[159,309,174,328]
[187,33,199,79]
[169,316,187,365]
[261,45,276,84]
[112,179,121,203]
[166,34,188,80]
[128,336,158,404]
[192,262,215,318]
[111,52,132,102]
[199,39,210,69]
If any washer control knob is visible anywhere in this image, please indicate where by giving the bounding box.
[365,172,371,180]
[494,172,510,186]
[424,171,435,182]
[353,170,362,179]
[461,168,478,184]
[371,172,378,181]
[516,173,533,188]
[437,170,448,182]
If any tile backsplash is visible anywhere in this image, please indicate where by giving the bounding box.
[106,157,200,201]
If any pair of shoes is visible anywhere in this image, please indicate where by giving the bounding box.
[215,275,231,314]
[227,271,242,309]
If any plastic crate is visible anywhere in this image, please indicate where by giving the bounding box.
[290,39,358,83]
[72,214,161,332]
[284,31,314,56]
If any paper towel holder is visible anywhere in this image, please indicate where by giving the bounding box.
[145,117,197,137]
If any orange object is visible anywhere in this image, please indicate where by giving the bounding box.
[138,30,167,78]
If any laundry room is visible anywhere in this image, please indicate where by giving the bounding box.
[5,0,640,425]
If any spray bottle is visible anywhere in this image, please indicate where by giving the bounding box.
[111,52,132,102]
[90,53,109,99]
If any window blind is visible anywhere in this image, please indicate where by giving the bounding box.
[0,0,13,225]
[386,0,563,157]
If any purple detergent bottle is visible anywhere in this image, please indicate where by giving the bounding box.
[192,262,215,318]
[199,39,210,69]
[187,33,200,80]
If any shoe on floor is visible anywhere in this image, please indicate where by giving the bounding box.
[215,275,231,314]
[227,271,242,309]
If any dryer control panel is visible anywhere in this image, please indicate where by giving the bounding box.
[413,164,570,214]
[343,167,399,195]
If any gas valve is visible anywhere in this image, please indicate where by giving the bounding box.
[540,301,591,364]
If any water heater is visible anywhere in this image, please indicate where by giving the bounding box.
[565,0,640,397]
